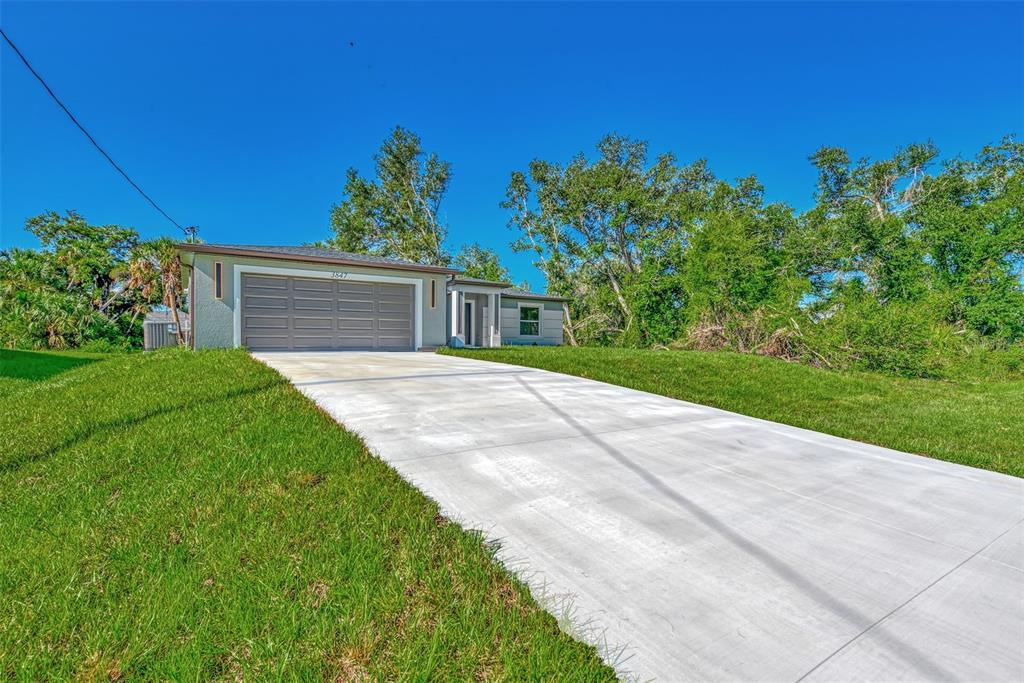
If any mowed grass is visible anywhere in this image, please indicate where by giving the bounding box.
[0,349,614,681]
[441,346,1024,478]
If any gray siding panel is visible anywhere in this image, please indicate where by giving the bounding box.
[499,298,564,345]
[241,274,413,351]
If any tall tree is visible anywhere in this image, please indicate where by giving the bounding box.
[681,177,805,331]
[453,243,511,282]
[912,137,1024,340]
[325,127,451,266]
[796,138,1024,341]
[504,134,710,345]
[800,142,938,302]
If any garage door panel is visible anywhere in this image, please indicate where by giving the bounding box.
[338,282,374,294]
[377,318,411,331]
[293,297,333,312]
[245,315,289,329]
[293,278,333,292]
[338,318,374,330]
[247,286,292,301]
[293,317,333,330]
[241,274,414,351]
[378,296,412,306]
[337,335,376,349]
[376,294,411,305]
[246,276,287,290]
[293,336,335,349]
[378,301,412,314]
[245,295,288,310]
[245,335,292,350]
[338,299,374,312]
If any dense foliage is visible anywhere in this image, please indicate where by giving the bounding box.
[0,211,183,350]
[322,128,525,291]
[453,242,513,283]
[323,126,452,266]
[505,135,1023,376]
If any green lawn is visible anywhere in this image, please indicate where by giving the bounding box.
[0,349,613,681]
[441,346,1024,478]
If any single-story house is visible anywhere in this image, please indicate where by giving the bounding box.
[176,244,569,351]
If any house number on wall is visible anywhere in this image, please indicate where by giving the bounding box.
[330,272,348,279]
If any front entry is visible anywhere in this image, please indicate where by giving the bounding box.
[463,299,475,346]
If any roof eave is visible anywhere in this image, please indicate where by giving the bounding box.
[174,243,458,275]
[502,292,570,302]
[451,278,513,288]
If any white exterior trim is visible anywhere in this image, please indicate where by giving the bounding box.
[486,291,499,347]
[449,288,461,345]
[449,283,506,295]
[232,264,424,350]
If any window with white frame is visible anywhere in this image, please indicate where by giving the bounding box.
[519,305,540,336]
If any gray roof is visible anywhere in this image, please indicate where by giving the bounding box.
[451,276,512,288]
[175,243,568,298]
[450,276,569,301]
[501,288,570,302]
[177,243,456,273]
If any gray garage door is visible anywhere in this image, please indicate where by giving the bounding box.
[241,274,414,351]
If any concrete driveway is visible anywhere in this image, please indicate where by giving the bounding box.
[255,351,1023,682]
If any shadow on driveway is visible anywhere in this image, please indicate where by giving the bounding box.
[513,374,958,682]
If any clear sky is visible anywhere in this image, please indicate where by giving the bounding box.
[2,2,1021,290]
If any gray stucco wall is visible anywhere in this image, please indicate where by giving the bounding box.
[500,297,564,345]
[185,252,448,350]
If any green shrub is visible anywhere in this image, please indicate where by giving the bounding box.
[798,293,966,378]
[944,342,1024,381]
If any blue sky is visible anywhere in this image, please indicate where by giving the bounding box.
[2,2,1021,290]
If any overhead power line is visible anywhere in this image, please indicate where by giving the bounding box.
[0,28,196,240]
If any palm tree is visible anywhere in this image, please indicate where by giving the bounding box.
[130,238,187,346]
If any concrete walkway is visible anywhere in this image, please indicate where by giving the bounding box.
[255,351,1023,682]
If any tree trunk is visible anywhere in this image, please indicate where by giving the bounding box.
[167,290,185,346]
[562,302,579,347]
[605,265,634,331]
[163,266,185,347]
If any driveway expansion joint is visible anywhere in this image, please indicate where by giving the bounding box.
[794,517,1024,683]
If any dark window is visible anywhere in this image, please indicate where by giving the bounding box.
[430,279,436,308]
[519,305,539,336]
[214,262,223,299]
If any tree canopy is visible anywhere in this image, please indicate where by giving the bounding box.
[506,134,1023,375]
[453,243,512,283]
[0,211,182,350]
[324,126,451,266]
